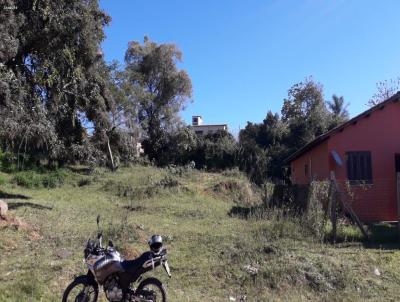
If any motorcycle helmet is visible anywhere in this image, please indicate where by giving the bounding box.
[148,235,163,254]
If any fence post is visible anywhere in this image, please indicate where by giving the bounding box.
[329,171,337,243]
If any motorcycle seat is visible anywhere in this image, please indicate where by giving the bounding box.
[121,251,152,274]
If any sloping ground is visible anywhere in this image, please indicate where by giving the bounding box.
[0,166,399,301]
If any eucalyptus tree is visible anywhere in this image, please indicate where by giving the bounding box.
[124,37,192,164]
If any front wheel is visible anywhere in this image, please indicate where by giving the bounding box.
[136,277,167,302]
[62,275,98,302]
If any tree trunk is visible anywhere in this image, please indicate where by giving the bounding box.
[107,136,116,171]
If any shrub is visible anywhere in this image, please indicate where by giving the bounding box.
[103,215,139,246]
[41,170,67,188]
[77,178,92,187]
[12,171,42,188]
[254,207,305,241]
[303,181,329,241]
[0,174,5,186]
[166,164,194,177]
[158,174,180,188]
[221,168,246,179]
[12,170,66,188]
[0,151,16,173]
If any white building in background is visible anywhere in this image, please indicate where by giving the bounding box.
[191,116,228,135]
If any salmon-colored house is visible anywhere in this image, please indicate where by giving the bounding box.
[286,92,400,222]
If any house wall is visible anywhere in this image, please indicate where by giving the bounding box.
[290,140,330,185]
[291,101,400,222]
[327,101,400,221]
[192,125,228,135]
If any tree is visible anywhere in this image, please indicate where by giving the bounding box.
[238,111,289,181]
[124,37,192,165]
[91,62,142,170]
[281,77,330,151]
[0,0,111,166]
[167,127,199,166]
[201,130,237,170]
[368,77,400,106]
[327,94,349,129]
[236,142,269,185]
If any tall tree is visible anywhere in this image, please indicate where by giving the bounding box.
[0,0,111,165]
[91,62,142,169]
[124,37,192,164]
[327,94,349,128]
[281,77,330,151]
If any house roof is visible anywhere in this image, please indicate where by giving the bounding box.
[285,92,400,163]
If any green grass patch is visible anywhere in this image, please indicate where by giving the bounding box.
[11,170,67,188]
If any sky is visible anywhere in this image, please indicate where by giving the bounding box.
[100,0,400,136]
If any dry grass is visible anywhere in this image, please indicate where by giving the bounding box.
[0,166,399,301]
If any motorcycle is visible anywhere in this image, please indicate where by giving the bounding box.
[62,216,171,302]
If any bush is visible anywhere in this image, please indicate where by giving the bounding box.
[0,151,16,173]
[166,163,194,177]
[221,168,246,179]
[12,171,41,188]
[303,181,330,241]
[199,131,237,170]
[77,178,92,187]
[41,170,67,188]
[254,207,305,241]
[12,170,66,188]
[0,174,5,186]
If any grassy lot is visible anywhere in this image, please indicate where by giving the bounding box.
[0,166,399,301]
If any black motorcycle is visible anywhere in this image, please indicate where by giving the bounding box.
[62,216,171,302]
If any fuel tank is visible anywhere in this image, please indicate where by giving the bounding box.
[92,250,124,284]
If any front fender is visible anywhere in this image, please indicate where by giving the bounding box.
[74,271,98,287]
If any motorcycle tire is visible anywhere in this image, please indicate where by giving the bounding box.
[62,275,99,302]
[137,277,167,302]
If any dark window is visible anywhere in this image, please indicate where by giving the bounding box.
[304,164,309,176]
[195,130,203,135]
[346,151,372,184]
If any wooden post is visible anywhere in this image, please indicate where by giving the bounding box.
[397,173,400,239]
[329,171,369,242]
[331,188,337,244]
[329,171,338,243]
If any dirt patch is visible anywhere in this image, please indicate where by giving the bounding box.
[120,244,141,260]
[0,212,42,241]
